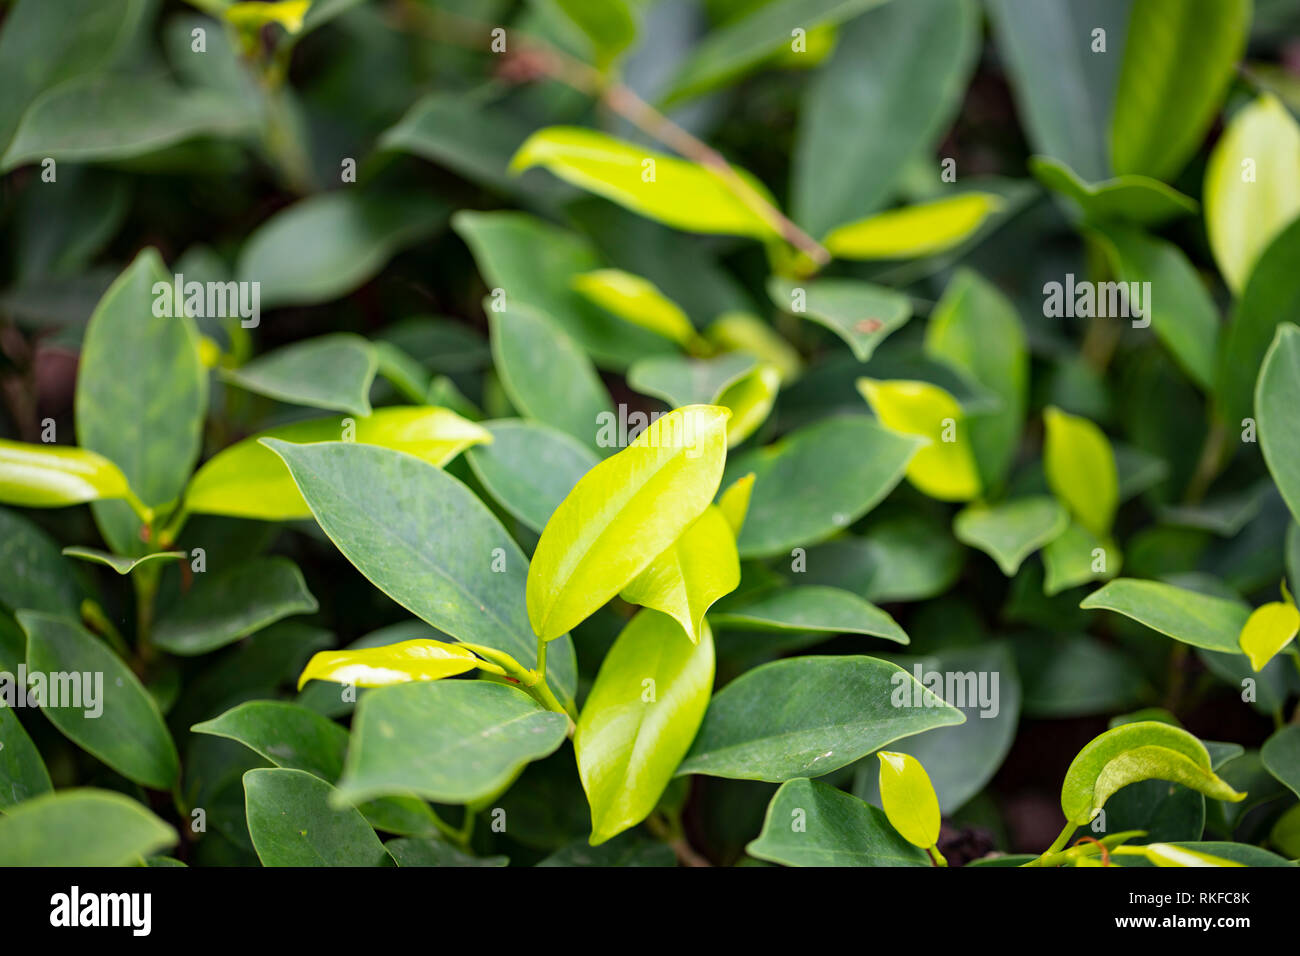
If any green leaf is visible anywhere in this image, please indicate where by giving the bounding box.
[510,127,780,240]
[489,303,612,452]
[0,788,175,865]
[678,655,964,781]
[1060,722,1244,824]
[924,268,1028,490]
[336,681,568,806]
[386,837,509,868]
[1110,0,1250,181]
[1260,724,1300,798]
[662,0,891,105]
[1015,633,1144,718]
[1080,578,1249,653]
[193,700,350,783]
[0,507,80,613]
[61,546,184,575]
[1218,219,1300,428]
[466,420,599,534]
[236,191,447,308]
[706,310,804,383]
[954,497,1069,576]
[710,586,907,644]
[0,705,52,808]
[537,833,675,867]
[221,333,378,416]
[1090,223,1218,390]
[857,378,981,502]
[768,277,912,362]
[452,211,674,368]
[1043,522,1120,595]
[552,0,636,65]
[791,0,979,237]
[747,777,930,867]
[1257,324,1300,524]
[243,768,388,867]
[1238,601,1300,672]
[628,353,757,408]
[1205,94,1300,293]
[297,639,500,688]
[823,194,1002,260]
[877,751,941,849]
[261,440,574,696]
[76,249,206,554]
[1043,405,1118,538]
[186,407,490,521]
[1028,156,1198,226]
[620,506,739,644]
[1114,842,1245,868]
[18,610,178,790]
[984,0,1128,181]
[152,556,317,656]
[575,610,714,844]
[0,74,253,171]
[527,405,730,641]
[727,415,920,558]
[572,268,699,348]
[0,439,137,513]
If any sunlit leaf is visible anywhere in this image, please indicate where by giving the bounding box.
[857,378,981,501]
[877,751,941,850]
[823,194,1002,260]
[572,269,699,348]
[297,638,501,689]
[1043,405,1118,538]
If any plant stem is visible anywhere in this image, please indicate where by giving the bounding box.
[1026,820,1078,867]
[80,600,131,659]
[927,846,948,867]
[646,812,711,867]
[1184,417,1228,505]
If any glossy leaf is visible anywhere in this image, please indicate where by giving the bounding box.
[717,473,755,536]
[572,269,698,348]
[19,610,179,790]
[186,407,490,521]
[620,506,739,645]
[710,586,907,644]
[747,777,930,867]
[857,378,981,502]
[1060,721,1244,824]
[61,546,184,575]
[678,655,964,781]
[1080,578,1249,653]
[823,194,1001,260]
[877,751,941,849]
[152,556,317,656]
[243,768,388,867]
[488,303,612,452]
[297,639,499,688]
[527,405,730,641]
[336,681,568,806]
[628,353,756,408]
[263,440,574,695]
[1029,156,1197,226]
[727,415,920,558]
[1257,324,1300,524]
[768,277,911,361]
[466,420,599,534]
[1043,405,1118,538]
[0,705,52,808]
[221,333,378,417]
[954,497,1069,576]
[193,700,350,783]
[0,789,175,866]
[0,507,80,613]
[1110,0,1249,181]
[1238,601,1300,672]
[0,439,135,512]
[576,611,715,844]
[1205,94,1300,293]
[510,127,779,240]
[717,363,780,448]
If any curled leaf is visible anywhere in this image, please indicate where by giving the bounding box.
[298,639,504,690]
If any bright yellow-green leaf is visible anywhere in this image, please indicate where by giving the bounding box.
[856,379,980,501]
[717,472,755,535]
[718,363,780,447]
[526,405,731,641]
[1238,601,1300,672]
[1205,94,1300,293]
[1043,405,1118,538]
[185,407,490,520]
[0,438,144,515]
[705,311,802,383]
[297,639,503,690]
[822,193,1002,260]
[1113,843,1245,868]
[509,127,780,240]
[572,269,699,348]
[225,1,310,33]
[877,751,942,851]
[620,505,739,644]
[575,611,714,845]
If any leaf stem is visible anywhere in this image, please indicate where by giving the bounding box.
[1025,820,1078,866]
